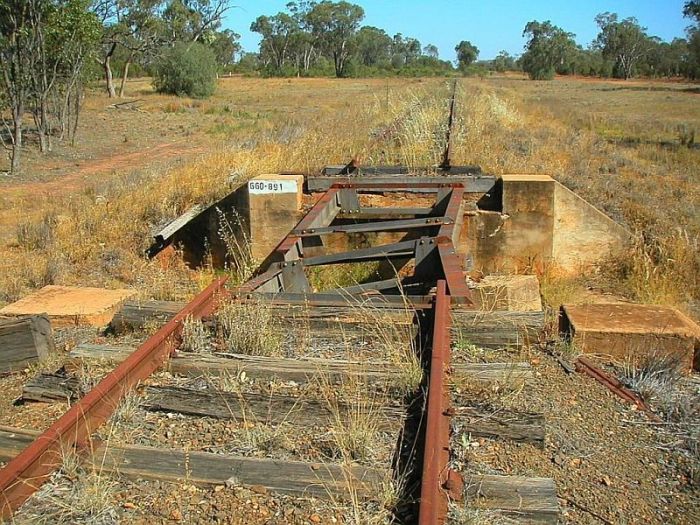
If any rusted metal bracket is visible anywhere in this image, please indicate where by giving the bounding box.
[575,356,659,420]
[234,181,474,306]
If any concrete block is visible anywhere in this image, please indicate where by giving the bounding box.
[552,183,629,270]
[244,174,304,261]
[0,286,136,327]
[466,175,629,275]
[560,303,700,372]
[471,275,542,312]
[501,175,554,271]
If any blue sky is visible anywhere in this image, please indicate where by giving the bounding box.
[223,0,690,61]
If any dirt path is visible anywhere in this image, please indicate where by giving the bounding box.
[0,139,206,198]
[0,140,206,244]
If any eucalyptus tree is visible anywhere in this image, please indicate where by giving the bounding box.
[306,1,364,77]
[0,0,100,171]
[455,40,479,69]
[355,26,391,67]
[250,12,297,72]
[423,44,439,59]
[594,12,650,79]
[521,20,577,80]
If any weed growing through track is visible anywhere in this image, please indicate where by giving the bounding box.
[18,444,119,524]
[180,316,210,353]
[216,299,283,357]
[318,371,382,463]
[216,207,257,284]
[620,348,700,457]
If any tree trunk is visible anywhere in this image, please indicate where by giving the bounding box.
[71,85,82,146]
[104,56,116,97]
[102,43,117,98]
[10,108,22,173]
[118,57,131,98]
[333,51,342,77]
[35,97,51,153]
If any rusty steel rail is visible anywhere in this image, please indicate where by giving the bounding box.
[575,356,659,420]
[419,280,462,524]
[0,277,228,519]
[439,79,458,171]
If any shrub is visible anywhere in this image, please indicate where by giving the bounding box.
[153,42,217,98]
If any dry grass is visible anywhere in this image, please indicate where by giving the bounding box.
[619,348,700,458]
[349,295,422,395]
[307,261,383,292]
[215,208,257,284]
[216,299,283,357]
[538,264,587,309]
[180,316,210,353]
[621,348,687,404]
[0,77,440,307]
[452,76,699,313]
[448,504,515,524]
[16,444,119,524]
[317,371,383,463]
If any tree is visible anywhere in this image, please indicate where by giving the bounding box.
[684,1,700,21]
[402,37,421,64]
[594,12,650,79]
[210,29,240,68]
[0,0,99,172]
[115,0,164,97]
[153,40,216,97]
[235,51,259,73]
[251,13,297,72]
[0,1,33,172]
[91,0,126,97]
[455,40,479,69]
[521,20,577,80]
[355,26,391,66]
[423,44,439,59]
[287,1,318,76]
[161,0,231,43]
[684,1,700,78]
[306,1,364,77]
[491,50,515,72]
[31,0,100,150]
[641,37,688,77]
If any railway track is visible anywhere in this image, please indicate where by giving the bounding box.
[0,81,558,523]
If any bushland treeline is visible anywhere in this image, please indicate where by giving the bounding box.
[1,1,698,174]
[244,1,700,80]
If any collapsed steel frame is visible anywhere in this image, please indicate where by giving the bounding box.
[233,181,474,308]
[232,177,474,523]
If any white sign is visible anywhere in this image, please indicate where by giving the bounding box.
[248,179,298,194]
